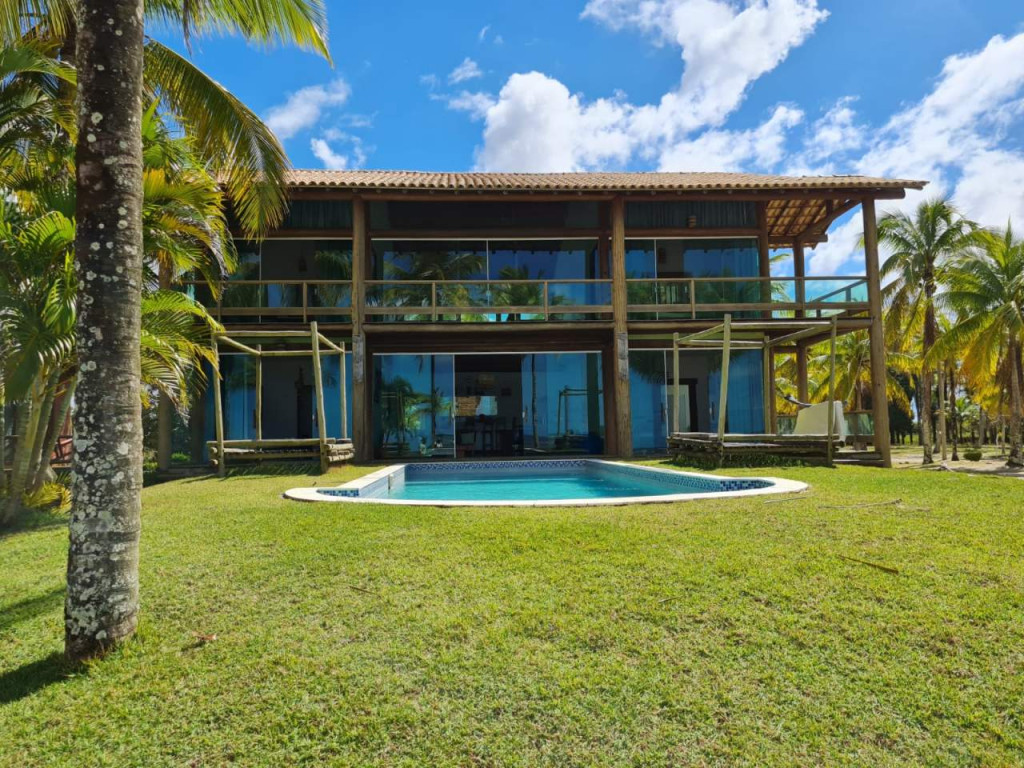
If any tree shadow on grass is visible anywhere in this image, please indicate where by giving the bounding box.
[0,586,65,634]
[0,652,79,704]
[0,508,69,540]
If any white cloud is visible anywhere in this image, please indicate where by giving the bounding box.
[478,25,490,42]
[803,97,863,162]
[420,73,440,90]
[264,78,351,140]
[446,90,497,121]
[658,104,803,171]
[310,132,368,171]
[469,0,826,171]
[449,57,483,84]
[474,72,634,171]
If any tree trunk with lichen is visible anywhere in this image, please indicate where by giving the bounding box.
[1008,340,1023,468]
[65,0,146,662]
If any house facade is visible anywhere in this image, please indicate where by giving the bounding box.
[189,171,925,468]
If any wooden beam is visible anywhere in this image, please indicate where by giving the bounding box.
[763,339,775,434]
[610,196,633,457]
[673,333,680,434]
[339,342,348,441]
[215,335,262,356]
[756,202,771,317]
[796,343,809,403]
[351,196,369,461]
[310,321,329,473]
[255,344,262,442]
[211,333,226,477]
[862,197,892,467]
[717,314,732,440]
[828,317,837,467]
[793,238,807,318]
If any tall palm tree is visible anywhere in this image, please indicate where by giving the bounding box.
[0,0,329,234]
[938,225,1024,467]
[877,198,975,464]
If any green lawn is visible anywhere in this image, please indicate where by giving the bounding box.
[2,462,1023,766]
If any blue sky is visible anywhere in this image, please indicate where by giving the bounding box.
[162,0,1024,272]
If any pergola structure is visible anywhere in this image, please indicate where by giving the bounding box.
[667,314,843,466]
[208,322,352,475]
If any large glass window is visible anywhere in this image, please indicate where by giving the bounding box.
[373,355,456,459]
[625,238,760,320]
[372,352,604,458]
[204,354,257,442]
[279,200,353,229]
[369,239,608,322]
[628,348,765,452]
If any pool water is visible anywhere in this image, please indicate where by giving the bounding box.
[397,469,682,501]
[286,459,794,506]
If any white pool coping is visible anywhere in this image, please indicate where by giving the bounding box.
[284,459,807,507]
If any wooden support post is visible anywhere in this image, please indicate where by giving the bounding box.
[796,343,809,403]
[828,317,837,467]
[756,203,771,317]
[211,333,225,477]
[255,344,262,442]
[762,338,774,434]
[351,196,369,461]
[862,198,892,467]
[793,237,806,318]
[717,314,732,441]
[610,197,633,457]
[310,321,329,473]
[340,341,348,441]
[672,332,680,434]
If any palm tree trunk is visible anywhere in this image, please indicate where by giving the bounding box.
[937,368,947,460]
[949,368,959,461]
[33,373,78,491]
[920,291,936,464]
[1008,340,1023,467]
[65,0,146,661]
[157,264,173,471]
[26,368,61,491]
[4,382,42,524]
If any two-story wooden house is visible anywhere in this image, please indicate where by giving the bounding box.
[191,171,925,468]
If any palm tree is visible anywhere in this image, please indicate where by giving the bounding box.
[938,224,1024,467]
[0,0,329,234]
[877,198,975,464]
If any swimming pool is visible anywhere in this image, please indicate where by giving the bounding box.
[285,459,806,506]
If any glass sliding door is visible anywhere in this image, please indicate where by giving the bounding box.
[373,354,455,459]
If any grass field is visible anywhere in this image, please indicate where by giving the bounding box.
[2,462,1023,766]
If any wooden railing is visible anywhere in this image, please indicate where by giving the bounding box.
[184,280,353,322]
[626,276,868,319]
[364,279,613,322]
[184,275,868,324]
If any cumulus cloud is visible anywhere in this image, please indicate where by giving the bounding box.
[469,0,826,171]
[446,90,497,120]
[264,78,351,140]
[474,72,634,171]
[310,131,368,170]
[449,57,483,84]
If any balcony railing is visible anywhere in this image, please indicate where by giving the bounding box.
[626,276,868,320]
[185,280,353,322]
[185,275,868,324]
[365,279,612,322]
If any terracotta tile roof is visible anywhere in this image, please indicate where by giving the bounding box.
[285,169,926,193]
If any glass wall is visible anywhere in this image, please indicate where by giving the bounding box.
[628,348,765,453]
[625,238,760,320]
[372,352,604,458]
[203,354,257,442]
[373,354,456,459]
[625,200,757,229]
[369,239,608,322]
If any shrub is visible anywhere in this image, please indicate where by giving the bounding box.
[963,449,983,461]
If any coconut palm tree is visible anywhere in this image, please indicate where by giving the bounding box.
[938,224,1024,467]
[0,0,329,234]
[877,198,975,464]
